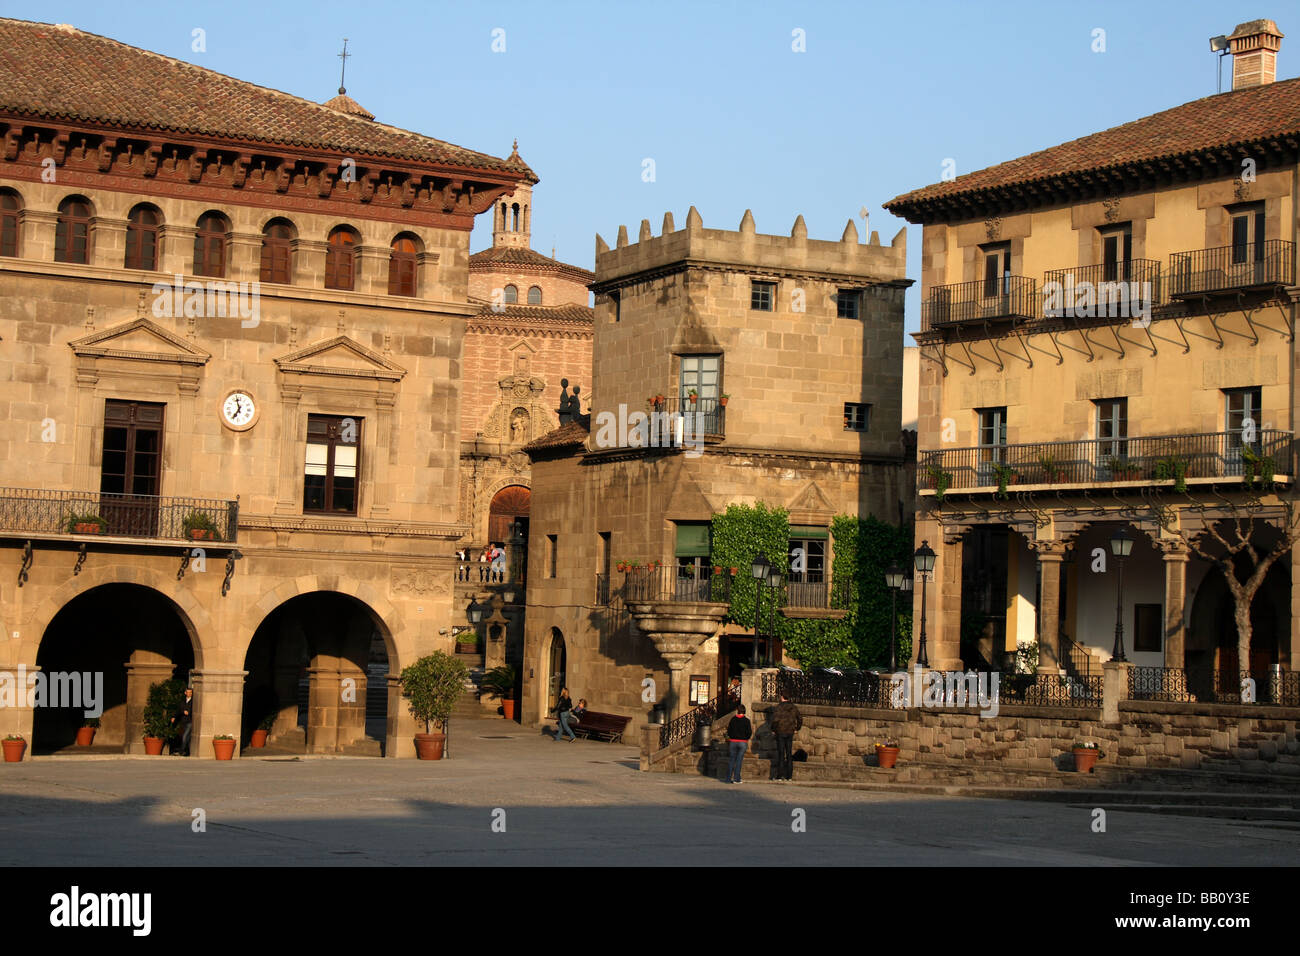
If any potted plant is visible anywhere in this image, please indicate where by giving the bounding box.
[875,739,900,769]
[1242,446,1275,487]
[249,713,274,749]
[991,461,1019,499]
[1072,740,1103,773]
[182,510,220,541]
[719,393,730,407]
[687,389,698,404]
[66,513,106,534]
[3,734,26,762]
[400,652,469,759]
[1106,456,1140,481]
[142,679,183,755]
[455,630,482,655]
[75,716,101,747]
[1037,453,1067,483]
[212,734,236,760]
[924,464,953,502]
[481,664,519,721]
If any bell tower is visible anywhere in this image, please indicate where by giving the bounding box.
[493,140,534,249]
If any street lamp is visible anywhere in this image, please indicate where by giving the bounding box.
[466,599,484,625]
[913,541,936,669]
[764,564,781,666]
[1209,35,1230,93]
[750,554,771,667]
[1109,526,1134,662]
[885,563,904,670]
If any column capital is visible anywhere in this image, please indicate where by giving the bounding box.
[1155,539,1190,560]
[1029,538,1068,559]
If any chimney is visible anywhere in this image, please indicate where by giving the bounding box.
[1229,19,1284,89]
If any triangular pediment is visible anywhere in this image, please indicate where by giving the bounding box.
[274,335,406,382]
[69,318,211,366]
[786,481,835,524]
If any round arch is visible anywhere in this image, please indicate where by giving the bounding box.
[240,577,403,672]
[544,626,567,717]
[488,485,530,546]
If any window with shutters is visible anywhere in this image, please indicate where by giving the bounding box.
[125,204,162,271]
[55,197,92,264]
[260,219,295,284]
[193,212,229,278]
[388,234,419,296]
[325,226,359,290]
[304,414,362,515]
[1,190,22,258]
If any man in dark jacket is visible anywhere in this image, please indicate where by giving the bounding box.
[769,694,802,781]
[724,705,753,784]
[171,686,194,756]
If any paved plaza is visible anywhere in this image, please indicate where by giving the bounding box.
[1,719,1297,866]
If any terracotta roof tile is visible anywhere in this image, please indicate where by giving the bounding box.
[884,77,1300,220]
[0,18,531,176]
[469,244,595,279]
[523,419,589,453]
[472,302,594,322]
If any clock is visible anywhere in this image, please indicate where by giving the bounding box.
[221,390,258,431]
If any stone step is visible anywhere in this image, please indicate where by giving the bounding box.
[339,737,383,757]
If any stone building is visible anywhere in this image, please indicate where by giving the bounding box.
[883,18,1299,695]
[522,208,911,726]
[0,19,530,756]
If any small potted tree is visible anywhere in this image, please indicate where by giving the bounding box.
[875,738,900,769]
[400,652,469,759]
[75,717,100,747]
[481,664,519,721]
[687,388,698,404]
[3,734,26,762]
[249,714,274,749]
[182,511,220,541]
[142,679,183,755]
[1072,740,1103,773]
[212,734,236,760]
[66,513,106,534]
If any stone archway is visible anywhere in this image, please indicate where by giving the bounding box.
[488,485,530,545]
[1187,558,1289,698]
[33,581,200,754]
[545,627,567,717]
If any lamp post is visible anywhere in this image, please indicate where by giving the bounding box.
[885,563,904,671]
[750,554,770,667]
[764,564,781,666]
[1109,526,1133,662]
[913,541,936,669]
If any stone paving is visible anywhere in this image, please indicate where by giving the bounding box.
[1,719,1297,866]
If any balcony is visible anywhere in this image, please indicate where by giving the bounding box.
[1168,240,1295,297]
[920,276,1039,333]
[1041,259,1164,317]
[621,565,735,604]
[920,430,1294,493]
[0,487,239,543]
[652,396,726,442]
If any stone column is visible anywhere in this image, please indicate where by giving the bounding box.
[1157,540,1189,669]
[306,666,341,753]
[270,662,301,737]
[336,661,367,748]
[415,250,439,300]
[740,666,776,715]
[189,669,247,759]
[1101,660,1132,724]
[356,245,389,296]
[915,527,963,671]
[89,216,127,270]
[296,239,327,288]
[124,661,175,754]
[1032,541,1067,675]
[388,674,415,759]
[158,224,195,276]
[228,231,262,283]
[19,209,58,261]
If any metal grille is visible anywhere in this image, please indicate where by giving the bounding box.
[1129,666,1300,705]
[0,487,238,543]
[659,692,734,749]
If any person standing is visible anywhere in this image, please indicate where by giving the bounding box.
[171,685,194,756]
[478,545,490,582]
[554,687,577,742]
[724,705,753,784]
[769,693,802,781]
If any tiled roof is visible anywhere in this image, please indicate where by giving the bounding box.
[522,419,589,453]
[884,76,1300,221]
[471,302,594,323]
[469,244,595,279]
[0,19,533,177]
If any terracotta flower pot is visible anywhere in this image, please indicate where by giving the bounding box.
[213,738,236,760]
[875,745,900,769]
[73,523,102,534]
[249,729,268,748]
[75,727,96,747]
[719,398,729,406]
[1073,747,1100,773]
[3,738,26,762]
[414,732,446,760]
[502,699,516,721]
[189,528,214,541]
[143,736,165,755]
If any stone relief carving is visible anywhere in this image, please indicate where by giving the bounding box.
[391,567,450,596]
[1102,197,1121,223]
[984,217,1002,241]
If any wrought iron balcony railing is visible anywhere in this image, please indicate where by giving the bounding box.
[1168,239,1295,297]
[1041,259,1164,317]
[0,487,239,543]
[920,429,1293,492]
[621,565,735,604]
[784,574,852,610]
[920,276,1039,333]
[646,396,725,441]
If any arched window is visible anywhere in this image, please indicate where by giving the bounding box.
[0,191,19,258]
[325,226,359,291]
[511,203,520,232]
[503,284,518,304]
[499,202,508,232]
[55,197,92,264]
[260,219,295,284]
[527,285,542,305]
[388,234,419,297]
[193,212,229,278]
[124,204,161,271]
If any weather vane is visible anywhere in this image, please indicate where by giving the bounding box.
[338,38,350,94]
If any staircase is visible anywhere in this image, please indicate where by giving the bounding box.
[450,652,492,719]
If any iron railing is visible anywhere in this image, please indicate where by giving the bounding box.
[1129,666,1300,705]
[622,565,735,604]
[595,572,612,606]
[1060,635,1097,681]
[1168,239,1295,297]
[659,691,735,749]
[920,429,1293,492]
[1042,259,1164,318]
[771,668,901,709]
[921,276,1039,332]
[0,487,238,543]
[645,396,726,441]
[995,672,1103,707]
[783,574,852,611]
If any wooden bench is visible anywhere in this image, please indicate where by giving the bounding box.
[566,710,632,743]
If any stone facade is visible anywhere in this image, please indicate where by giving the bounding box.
[522,208,914,732]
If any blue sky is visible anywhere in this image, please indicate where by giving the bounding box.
[2,0,1286,332]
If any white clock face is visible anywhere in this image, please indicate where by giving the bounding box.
[222,391,256,429]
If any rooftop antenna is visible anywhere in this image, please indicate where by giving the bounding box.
[337,38,351,94]
[1209,34,1230,93]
